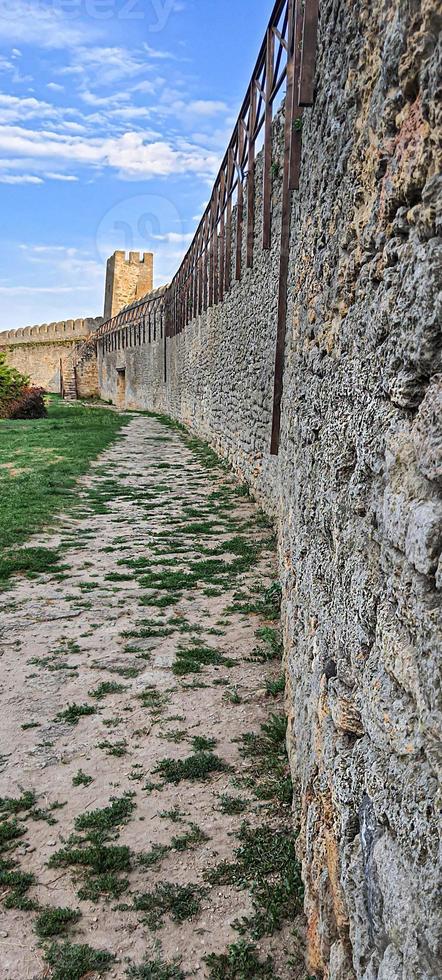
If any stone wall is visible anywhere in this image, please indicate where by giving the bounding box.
[0,317,103,393]
[98,3,441,977]
[103,251,154,320]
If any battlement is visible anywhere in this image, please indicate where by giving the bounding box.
[0,316,104,347]
[113,250,152,267]
[104,250,154,320]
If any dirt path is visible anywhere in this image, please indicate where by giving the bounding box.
[0,414,304,980]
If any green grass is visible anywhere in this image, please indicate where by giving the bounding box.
[0,860,36,909]
[34,906,81,939]
[217,794,248,815]
[55,703,96,726]
[204,941,279,979]
[72,769,93,787]
[153,751,231,785]
[126,954,187,979]
[74,793,135,838]
[77,872,129,901]
[88,681,127,700]
[44,940,114,980]
[49,841,132,875]
[0,790,36,815]
[133,881,206,930]
[204,822,302,939]
[0,397,127,580]
[173,645,235,676]
[237,713,292,805]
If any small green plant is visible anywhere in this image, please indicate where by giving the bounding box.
[34,906,81,939]
[190,735,217,752]
[266,675,285,696]
[153,751,231,785]
[49,842,132,875]
[126,954,186,979]
[72,769,93,788]
[133,881,206,930]
[44,940,115,980]
[74,793,135,838]
[0,861,36,909]
[0,790,36,815]
[159,806,185,823]
[88,681,126,699]
[204,822,302,938]
[55,703,96,726]
[204,940,278,979]
[98,739,128,757]
[170,822,209,851]
[217,794,248,815]
[173,645,234,676]
[77,872,129,901]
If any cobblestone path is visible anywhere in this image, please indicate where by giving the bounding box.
[0,414,304,980]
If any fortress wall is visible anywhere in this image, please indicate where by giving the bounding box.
[98,2,441,976]
[0,317,103,392]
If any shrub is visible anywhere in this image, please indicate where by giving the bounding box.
[0,352,46,419]
[0,386,47,420]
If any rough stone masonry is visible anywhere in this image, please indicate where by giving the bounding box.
[96,2,442,977]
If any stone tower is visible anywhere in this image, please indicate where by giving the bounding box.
[104,250,154,320]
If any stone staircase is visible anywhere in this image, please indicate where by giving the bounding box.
[64,364,78,400]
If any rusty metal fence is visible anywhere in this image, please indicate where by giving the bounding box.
[95,0,319,452]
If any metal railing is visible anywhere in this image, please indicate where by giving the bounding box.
[94,0,319,452]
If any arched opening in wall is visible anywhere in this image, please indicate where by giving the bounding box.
[116,367,126,408]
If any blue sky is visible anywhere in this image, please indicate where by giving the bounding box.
[0,0,271,329]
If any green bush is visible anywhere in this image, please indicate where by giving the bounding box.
[0,352,28,403]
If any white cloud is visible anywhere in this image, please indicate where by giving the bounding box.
[187,100,228,116]
[0,125,220,180]
[47,82,64,92]
[0,172,42,183]
[45,172,78,181]
[153,231,194,243]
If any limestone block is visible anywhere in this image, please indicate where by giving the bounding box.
[405,499,442,576]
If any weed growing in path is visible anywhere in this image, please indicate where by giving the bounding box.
[204,941,278,979]
[34,906,81,939]
[44,940,115,980]
[133,881,206,930]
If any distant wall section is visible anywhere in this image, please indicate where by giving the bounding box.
[0,317,104,393]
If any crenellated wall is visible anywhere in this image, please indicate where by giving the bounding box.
[0,317,104,392]
[96,3,441,978]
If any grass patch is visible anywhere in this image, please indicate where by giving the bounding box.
[74,793,135,838]
[173,645,234,676]
[217,793,248,815]
[153,751,231,785]
[88,680,126,700]
[133,881,206,930]
[0,547,62,583]
[204,821,302,938]
[237,713,291,805]
[72,769,93,787]
[55,703,96,725]
[44,940,114,980]
[0,397,127,579]
[204,941,278,979]
[126,954,186,979]
[49,841,132,875]
[34,906,81,939]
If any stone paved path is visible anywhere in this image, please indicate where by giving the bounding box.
[0,415,304,979]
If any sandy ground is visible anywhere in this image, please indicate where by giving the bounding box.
[0,414,305,979]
